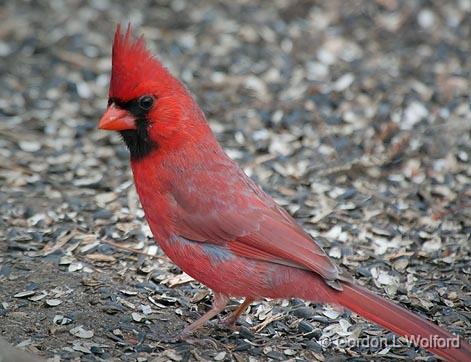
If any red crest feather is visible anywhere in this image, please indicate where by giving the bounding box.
[110,24,175,100]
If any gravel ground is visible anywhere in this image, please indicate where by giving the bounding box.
[1,0,470,361]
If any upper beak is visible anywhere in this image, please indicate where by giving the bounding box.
[98,104,136,131]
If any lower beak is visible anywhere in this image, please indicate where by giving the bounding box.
[98,104,136,131]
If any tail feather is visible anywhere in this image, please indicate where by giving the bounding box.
[335,282,471,362]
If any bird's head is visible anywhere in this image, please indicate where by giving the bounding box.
[98,25,209,160]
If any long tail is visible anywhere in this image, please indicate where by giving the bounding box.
[333,281,471,362]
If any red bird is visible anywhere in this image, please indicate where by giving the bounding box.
[98,26,471,361]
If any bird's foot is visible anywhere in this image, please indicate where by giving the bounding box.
[161,327,217,348]
[182,335,218,348]
[220,315,240,332]
[158,333,181,344]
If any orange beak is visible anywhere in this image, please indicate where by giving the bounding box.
[98,104,136,131]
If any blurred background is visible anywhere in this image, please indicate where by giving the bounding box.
[0,0,470,360]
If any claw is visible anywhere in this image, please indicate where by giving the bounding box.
[220,315,241,331]
[219,298,254,332]
[183,336,218,348]
[158,333,181,343]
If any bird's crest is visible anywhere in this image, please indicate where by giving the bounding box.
[110,24,173,100]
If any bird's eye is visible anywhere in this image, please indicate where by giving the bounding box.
[138,96,154,110]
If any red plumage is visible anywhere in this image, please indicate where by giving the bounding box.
[109,25,178,100]
[98,26,471,361]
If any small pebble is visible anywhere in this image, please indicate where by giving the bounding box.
[13,291,35,298]
[45,299,62,307]
[69,326,94,339]
[292,306,316,319]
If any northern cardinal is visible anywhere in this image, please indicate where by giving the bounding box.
[98,26,471,361]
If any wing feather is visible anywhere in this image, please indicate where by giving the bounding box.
[171,157,339,281]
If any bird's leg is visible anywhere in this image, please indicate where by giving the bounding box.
[180,292,230,338]
[222,298,255,329]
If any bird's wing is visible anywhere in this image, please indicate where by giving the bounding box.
[171,160,339,281]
